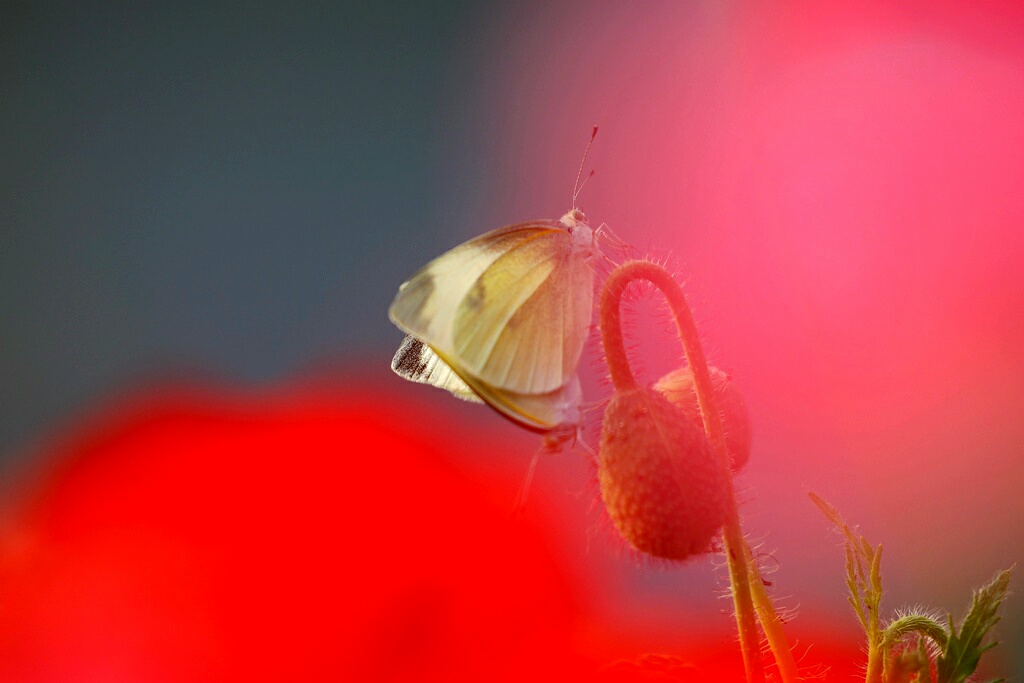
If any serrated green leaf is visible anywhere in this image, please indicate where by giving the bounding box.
[936,569,1012,683]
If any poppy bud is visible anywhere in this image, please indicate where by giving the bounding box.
[652,366,751,473]
[598,385,731,561]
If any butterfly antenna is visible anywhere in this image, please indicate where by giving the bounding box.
[572,126,599,208]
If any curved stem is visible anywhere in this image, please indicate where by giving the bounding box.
[598,262,638,392]
[599,260,765,683]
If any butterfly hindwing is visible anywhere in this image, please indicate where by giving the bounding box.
[463,373,583,432]
[394,335,578,432]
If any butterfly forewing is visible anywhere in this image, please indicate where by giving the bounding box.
[458,241,594,396]
[388,222,559,350]
[501,244,594,394]
[451,230,565,391]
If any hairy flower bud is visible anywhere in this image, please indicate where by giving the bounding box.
[598,385,731,561]
[652,366,751,473]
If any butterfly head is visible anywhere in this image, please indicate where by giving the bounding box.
[560,208,597,254]
[565,207,588,226]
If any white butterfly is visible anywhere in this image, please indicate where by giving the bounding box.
[388,207,601,441]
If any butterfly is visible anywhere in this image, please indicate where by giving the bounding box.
[388,129,614,443]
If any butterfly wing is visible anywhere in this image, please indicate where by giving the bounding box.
[389,218,595,432]
[390,221,594,391]
[389,222,557,351]
[390,335,483,404]
[460,372,583,433]
[393,334,580,431]
[451,232,593,394]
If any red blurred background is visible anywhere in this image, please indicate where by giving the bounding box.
[0,379,863,680]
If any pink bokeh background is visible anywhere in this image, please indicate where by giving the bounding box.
[434,0,1024,668]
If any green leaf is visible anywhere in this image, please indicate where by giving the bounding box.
[936,569,1012,683]
[809,492,885,681]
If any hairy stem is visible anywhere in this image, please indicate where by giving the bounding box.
[746,546,800,683]
[865,545,883,683]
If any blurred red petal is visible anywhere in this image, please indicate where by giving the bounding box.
[0,383,585,680]
[0,380,862,680]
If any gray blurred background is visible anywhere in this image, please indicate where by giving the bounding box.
[2,1,486,462]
